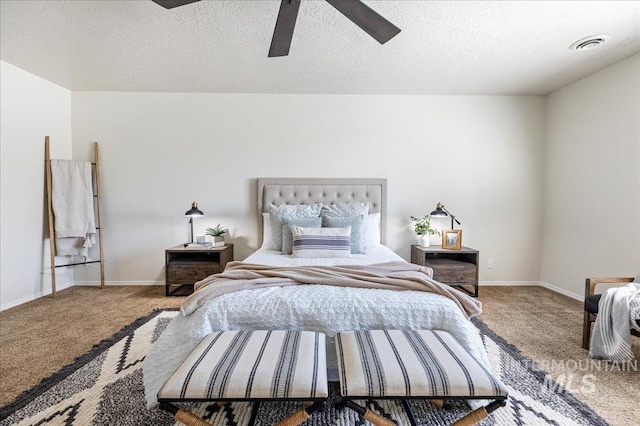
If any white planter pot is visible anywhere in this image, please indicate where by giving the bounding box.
[418,234,430,248]
[211,236,225,247]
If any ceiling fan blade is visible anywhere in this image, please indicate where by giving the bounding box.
[325,0,400,44]
[151,0,201,9]
[268,0,302,57]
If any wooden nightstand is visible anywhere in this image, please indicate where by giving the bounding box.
[165,244,233,296]
[411,245,479,297]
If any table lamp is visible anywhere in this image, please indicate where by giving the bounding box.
[430,202,461,229]
[185,201,204,243]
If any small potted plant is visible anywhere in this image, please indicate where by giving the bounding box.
[410,215,440,248]
[206,224,228,247]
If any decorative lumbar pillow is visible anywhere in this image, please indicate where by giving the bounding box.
[322,215,366,254]
[269,204,322,251]
[321,202,369,218]
[282,217,322,255]
[291,226,352,258]
[364,213,381,248]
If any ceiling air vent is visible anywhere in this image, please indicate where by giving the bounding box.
[570,35,609,51]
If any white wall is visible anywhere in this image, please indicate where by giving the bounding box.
[542,54,640,298]
[71,93,545,285]
[0,61,73,310]
[4,53,636,307]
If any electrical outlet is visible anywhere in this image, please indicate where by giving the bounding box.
[487,259,494,269]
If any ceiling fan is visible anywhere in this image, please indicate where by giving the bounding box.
[151,0,401,57]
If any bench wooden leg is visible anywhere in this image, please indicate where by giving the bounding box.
[174,408,214,426]
[275,400,327,426]
[343,400,396,426]
[160,402,214,426]
[274,408,309,426]
[451,400,506,426]
[428,399,444,408]
[364,408,397,426]
[451,406,488,426]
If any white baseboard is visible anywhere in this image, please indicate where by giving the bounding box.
[478,281,584,301]
[538,281,582,301]
[73,281,164,286]
[0,279,74,311]
[480,280,582,300]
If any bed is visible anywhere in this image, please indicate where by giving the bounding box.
[143,178,489,408]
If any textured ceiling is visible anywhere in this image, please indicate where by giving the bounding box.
[1,0,639,95]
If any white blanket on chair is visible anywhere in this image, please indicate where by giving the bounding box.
[590,282,640,362]
[51,160,96,257]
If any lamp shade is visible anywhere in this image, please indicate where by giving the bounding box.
[430,202,460,229]
[185,201,204,216]
[430,202,448,217]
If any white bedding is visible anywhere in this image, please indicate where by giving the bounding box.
[143,246,489,407]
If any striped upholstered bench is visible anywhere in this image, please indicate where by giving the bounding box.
[336,330,508,426]
[158,330,328,426]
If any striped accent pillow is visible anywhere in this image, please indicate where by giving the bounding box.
[291,226,352,258]
[335,330,507,398]
[281,217,322,255]
[158,330,328,400]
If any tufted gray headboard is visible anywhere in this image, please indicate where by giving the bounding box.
[257,178,387,246]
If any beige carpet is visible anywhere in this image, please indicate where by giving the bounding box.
[1,285,638,425]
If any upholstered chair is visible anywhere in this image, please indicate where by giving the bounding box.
[582,276,640,350]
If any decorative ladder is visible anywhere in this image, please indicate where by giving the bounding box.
[45,136,105,297]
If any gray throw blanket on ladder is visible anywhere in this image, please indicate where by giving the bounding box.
[590,281,640,362]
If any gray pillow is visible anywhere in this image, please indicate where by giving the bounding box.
[322,215,366,254]
[269,204,322,251]
[282,217,322,255]
[321,202,369,218]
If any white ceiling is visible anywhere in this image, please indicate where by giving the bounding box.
[1,1,639,95]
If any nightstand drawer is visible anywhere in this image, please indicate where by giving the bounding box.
[428,259,476,283]
[166,263,220,284]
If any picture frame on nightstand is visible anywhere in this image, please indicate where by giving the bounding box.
[442,229,462,250]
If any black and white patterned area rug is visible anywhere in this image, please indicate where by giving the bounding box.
[0,310,608,426]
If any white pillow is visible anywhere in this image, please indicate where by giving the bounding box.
[364,213,381,248]
[261,213,274,249]
[291,226,352,258]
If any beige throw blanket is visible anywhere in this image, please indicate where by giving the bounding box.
[181,261,482,318]
[51,159,96,258]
